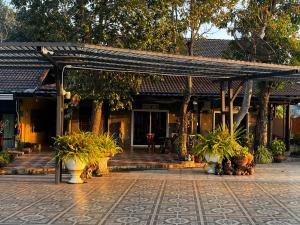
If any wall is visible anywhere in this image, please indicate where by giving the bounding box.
[109,111,131,149]
[19,98,55,145]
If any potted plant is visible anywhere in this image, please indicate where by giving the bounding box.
[270,139,286,163]
[255,145,273,164]
[54,132,92,184]
[192,126,242,174]
[94,133,123,176]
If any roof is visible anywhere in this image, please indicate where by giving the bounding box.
[139,76,300,99]
[0,68,49,93]
[193,39,231,58]
[0,42,299,81]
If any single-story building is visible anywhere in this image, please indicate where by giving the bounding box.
[0,40,300,152]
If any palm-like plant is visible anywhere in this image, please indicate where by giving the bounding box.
[192,125,248,163]
[54,132,123,165]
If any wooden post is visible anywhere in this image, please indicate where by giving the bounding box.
[267,104,273,146]
[197,100,200,134]
[285,103,291,152]
[220,81,226,129]
[228,81,234,135]
[55,69,64,184]
[246,113,249,136]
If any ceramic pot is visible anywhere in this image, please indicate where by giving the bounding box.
[66,158,86,184]
[273,155,286,163]
[96,157,110,176]
[204,154,218,174]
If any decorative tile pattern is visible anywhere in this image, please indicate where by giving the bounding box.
[0,161,300,225]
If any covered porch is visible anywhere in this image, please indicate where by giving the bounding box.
[1,42,300,183]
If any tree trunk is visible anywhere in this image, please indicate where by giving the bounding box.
[91,100,103,135]
[234,80,253,126]
[180,76,192,157]
[257,82,271,146]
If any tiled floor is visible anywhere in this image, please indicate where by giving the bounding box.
[0,161,300,225]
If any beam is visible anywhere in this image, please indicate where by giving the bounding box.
[219,69,299,81]
[228,81,234,135]
[232,80,245,101]
[267,104,273,146]
[285,103,291,152]
[220,81,226,129]
[55,69,64,184]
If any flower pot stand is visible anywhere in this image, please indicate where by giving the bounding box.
[96,157,110,176]
[204,154,218,174]
[66,158,86,184]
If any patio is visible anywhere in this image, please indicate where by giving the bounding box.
[0,161,299,225]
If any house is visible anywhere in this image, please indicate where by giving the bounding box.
[0,68,56,150]
[0,40,299,152]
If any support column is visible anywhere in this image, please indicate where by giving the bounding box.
[267,104,273,146]
[285,103,291,152]
[220,81,226,129]
[228,81,234,135]
[246,113,250,136]
[197,101,201,134]
[55,70,64,184]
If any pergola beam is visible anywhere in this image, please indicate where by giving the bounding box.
[219,69,299,81]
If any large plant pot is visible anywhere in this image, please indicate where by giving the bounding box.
[273,155,286,163]
[66,158,86,184]
[204,154,218,174]
[96,157,110,176]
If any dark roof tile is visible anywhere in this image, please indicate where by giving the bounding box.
[0,68,49,93]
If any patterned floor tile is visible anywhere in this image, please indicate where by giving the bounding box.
[0,161,300,225]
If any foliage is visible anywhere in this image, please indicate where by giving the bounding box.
[182,0,237,55]
[65,70,145,111]
[192,126,249,163]
[275,105,284,119]
[54,132,92,165]
[223,0,300,146]
[93,133,123,159]
[54,132,122,165]
[270,138,286,156]
[0,151,10,167]
[0,0,15,42]
[255,145,273,164]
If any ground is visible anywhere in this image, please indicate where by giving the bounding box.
[0,161,300,225]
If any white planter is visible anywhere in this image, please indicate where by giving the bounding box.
[204,154,219,163]
[66,158,86,184]
[96,157,110,176]
[204,154,219,174]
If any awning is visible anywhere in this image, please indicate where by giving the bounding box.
[0,42,300,81]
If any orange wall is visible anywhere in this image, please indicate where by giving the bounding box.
[20,98,48,144]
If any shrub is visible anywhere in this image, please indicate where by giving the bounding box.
[192,126,249,163]
[0,151,10,167]
[270,139,286,156]
[255,145,273,164]
[54,132,123,166]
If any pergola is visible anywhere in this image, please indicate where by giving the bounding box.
[1,42,300,183]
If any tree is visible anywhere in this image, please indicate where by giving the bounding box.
[11,0,186,135]
[0,0,16,42]
[225,0,300,145]
[178,0,237,156]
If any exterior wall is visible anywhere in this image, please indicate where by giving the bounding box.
[292,117,300,137]
[109,111,131,149]
[273,117,300,139]
[19,98,55,145]
[200,112,212,134]
[273,118,284,139]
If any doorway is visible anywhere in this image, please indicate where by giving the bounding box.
[132,110,169,146]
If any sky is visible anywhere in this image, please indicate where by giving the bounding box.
[202,26,233,40]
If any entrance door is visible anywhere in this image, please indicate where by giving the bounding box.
[133,111,168,146]
[1,114,15,150]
